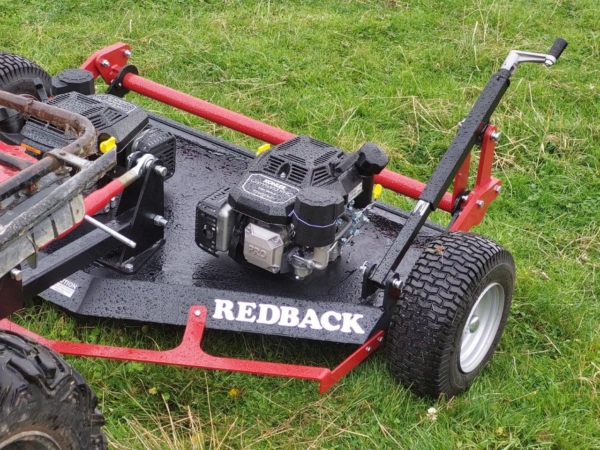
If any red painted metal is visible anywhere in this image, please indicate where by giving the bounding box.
[452,153,471,205]
[0,142,37,183]
[84,178,125,216]
[79,44,502,215]
[80,42,131,82]
[122,73,296,145]
[374,170,454,212]
[450,126,501,231]
[0,306,384,394]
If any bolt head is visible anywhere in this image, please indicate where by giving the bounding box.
[9,269,22,281]
[154,165,168,177]
[124,49,132,57]
[123,263,134,272]
[366,346,372,352]
[359,261,370,275]
[476,200,485,208]
[100,59,110,67]
[392,278,402,289]
[490,131,501,142]
[153,215,168,227]
[194,309,201,317]
[494,185,502,194]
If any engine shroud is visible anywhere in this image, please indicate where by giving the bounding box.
[228,135,362,225]
[18,92,177,177]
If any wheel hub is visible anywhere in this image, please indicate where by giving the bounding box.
[468,315,480,333]
[459,282,505,373]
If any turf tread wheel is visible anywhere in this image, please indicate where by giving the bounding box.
[386,231,514,398]
[0,52,52,96]
[0,330,107,449]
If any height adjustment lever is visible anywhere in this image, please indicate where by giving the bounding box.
[501,37,568,74]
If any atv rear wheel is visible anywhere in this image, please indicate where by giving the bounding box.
[0,331,107,449]
[0,52,51,97]
[386,232,515,398]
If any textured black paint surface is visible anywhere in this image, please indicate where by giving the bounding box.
[35,114,444,344]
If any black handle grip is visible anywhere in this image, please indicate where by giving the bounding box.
[548,38,568,61]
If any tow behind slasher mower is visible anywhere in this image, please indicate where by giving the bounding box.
[0,38,566,448]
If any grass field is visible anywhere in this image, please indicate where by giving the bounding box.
[1,0,599,448]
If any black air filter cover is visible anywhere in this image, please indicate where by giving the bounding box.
[292,187,344,247]
[20,92,148,155]
[228,135,359,224]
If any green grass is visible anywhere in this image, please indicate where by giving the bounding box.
[2,0,600,448]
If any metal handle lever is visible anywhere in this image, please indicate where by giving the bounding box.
[84,215,137,248]
[501,37,568,74]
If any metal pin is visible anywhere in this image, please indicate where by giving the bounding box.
[84,215,136,248]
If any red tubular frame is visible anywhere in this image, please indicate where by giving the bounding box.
[81,43,503,216]
[0,43,503,393]
[0,307,384,394]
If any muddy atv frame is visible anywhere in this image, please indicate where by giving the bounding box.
[0,37,567,407]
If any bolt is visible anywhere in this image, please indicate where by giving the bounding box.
[494,185,502,194]
[490,131,501,142]
[377,336,384,342]
[100,59,110,67]
[123,263,134,273]
[194,309,201,317]
[9,269,22,281]
[154,165,168,177]
[468,315,480,333]
[110,197,118,209]
[359,261,370,275]
[366,346,372,353]
[476,200,485,208]
[392,278,402,290]
[153,215,168,227]
[124,49,132,57]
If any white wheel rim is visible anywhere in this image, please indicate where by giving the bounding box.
[459,282,505,373]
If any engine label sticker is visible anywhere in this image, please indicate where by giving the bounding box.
[242,174,299,204]
[49,279,78,298]
[212,299,365,334]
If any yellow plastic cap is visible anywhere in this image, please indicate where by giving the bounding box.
[256,143,271,155]
[373,183,383,200]
[99,136,117,154]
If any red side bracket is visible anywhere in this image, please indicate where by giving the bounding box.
[0,306,383,394]
[450,125,502,231]
[80,42,131,82]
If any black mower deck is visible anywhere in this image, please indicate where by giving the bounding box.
[31,114,444,345]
